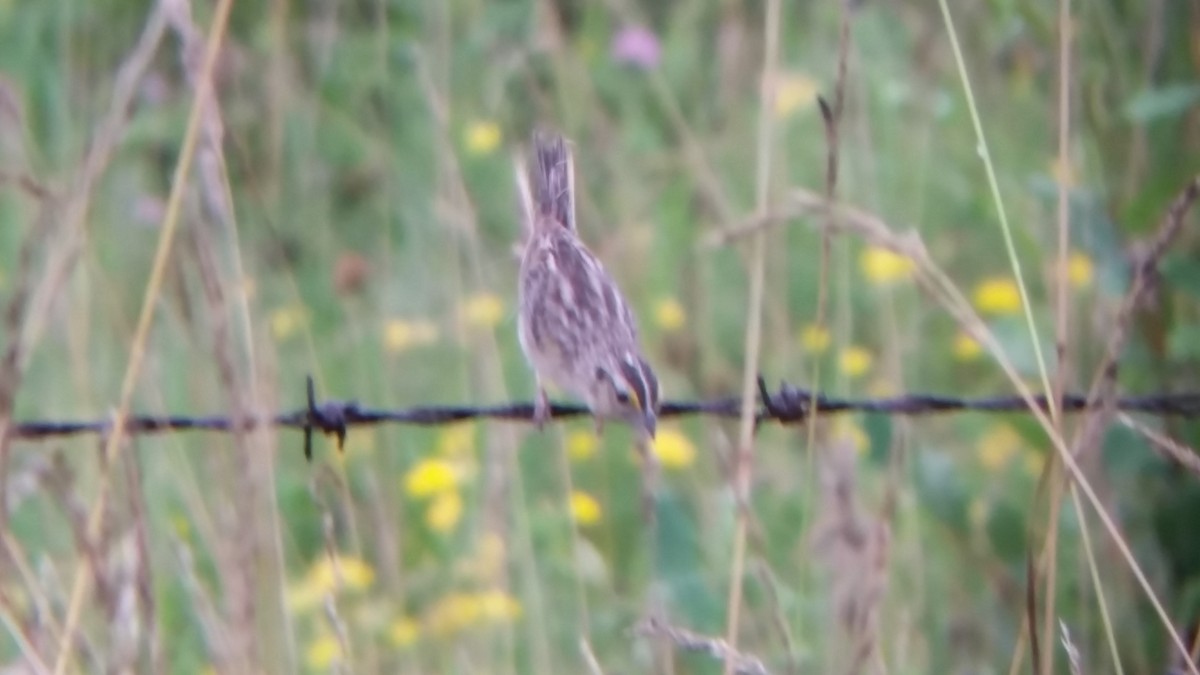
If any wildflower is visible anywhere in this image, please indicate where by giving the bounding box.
[977,424,1021,471]
[461,292,505,329]
[973,278,1022,315]
[569,490,603,526]
[650,428,696,470]
[566,430,599,461]
[287,554,375,613]
[774,71,819,118]
[427,593,482,636]
[390,617,419,648]
[799,323,831,354]
[464,121,502,155]
[436,424,476,457]
[426,491,464,533]
[1067,251,1093,290]
[610,25,661,70]
[953,332,982,361]
[476,589,522,621]
[859,246,915,285]
[269,305,309,342]
[838,346,873,378]
[404,459,459,499]
[384,318,438,354]
[314,556,376,591]
[654,297,686,331]
[305,634,342,670]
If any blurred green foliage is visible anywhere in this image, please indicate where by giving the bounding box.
[0,0,1198,672]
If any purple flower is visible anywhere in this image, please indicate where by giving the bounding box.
[610,25,661,71]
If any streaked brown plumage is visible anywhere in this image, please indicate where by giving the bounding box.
[517,131,660,438]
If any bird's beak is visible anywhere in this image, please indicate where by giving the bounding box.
[643,411,657,440]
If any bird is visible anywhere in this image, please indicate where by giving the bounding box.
[516,130,660,442]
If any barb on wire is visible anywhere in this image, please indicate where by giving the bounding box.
[10,375,1200,461]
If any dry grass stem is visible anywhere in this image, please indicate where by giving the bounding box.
[724,1,782,672]
[634,617,771,675]
[809,436,890,675]
[52,0,236,671]
[1117,413,1200,478]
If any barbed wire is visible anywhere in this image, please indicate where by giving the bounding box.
[9,376,1200,461]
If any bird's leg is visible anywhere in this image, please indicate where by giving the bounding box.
[533,384,550,431]
[592,415,605,437]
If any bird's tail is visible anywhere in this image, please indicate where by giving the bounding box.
[531,130,575,232]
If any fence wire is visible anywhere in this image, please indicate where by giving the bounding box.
[9,376,1200,461]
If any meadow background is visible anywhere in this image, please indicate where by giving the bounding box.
[1,0,1199,673]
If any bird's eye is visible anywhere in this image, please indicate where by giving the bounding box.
[614,390,630,404]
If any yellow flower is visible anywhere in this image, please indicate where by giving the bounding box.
[569,490,603,526]
[464,120,502,155]
[799,323,831,354]
[977,424,1021,471]
[436,425,476,457]
[426,490,463,533]
[305,634,342,670]
[973,277,1023,315]
[859,246,915,285]
[461,292,505,329]
[286,579,325,613]
[427,593,483,636]
[1067,251,1093,290]
[384,318,439,354]
[773,71,819,118]
[426,590,521,635]
[654,297,686,331]
[838,346,873,378]
[337,557,375,590]
[953,332,982,361]
[288,554,376,612]
[476,589,522,621]
[390,617,419,648]
[311,555,376,592]
[404,459,459,499]
[566,430,599,461]
[650,428,696,470]
[269,305,309,341]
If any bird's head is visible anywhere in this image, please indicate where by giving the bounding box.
[595,351,660,439]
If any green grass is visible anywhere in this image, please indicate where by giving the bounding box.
[1,0,1199,673]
